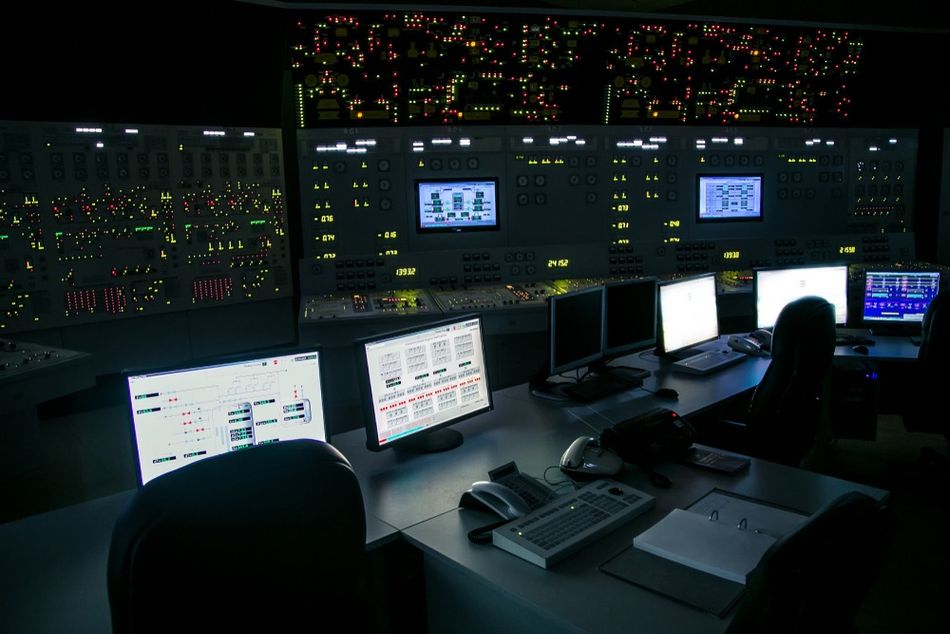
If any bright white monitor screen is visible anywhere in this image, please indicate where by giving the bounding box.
[128,351,327,484]
[417,179,498,231]
[362,317,491,447]
[756,265,848,328]
[698,175,763,221]
[659,275,719,353]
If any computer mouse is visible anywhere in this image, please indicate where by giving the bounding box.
[655,388,679,399]
[851,345,869,355]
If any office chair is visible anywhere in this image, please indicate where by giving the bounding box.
[700,295,836,466]
[727,491,893,634]
[107,439,367,633]
[904,290,950,482]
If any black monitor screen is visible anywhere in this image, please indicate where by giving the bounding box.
[863,270,941,323]
[416,178,499,232]
[549,286,604,375]
[605,279,657,357]
[356,315,492,451]
[697,174,763,222]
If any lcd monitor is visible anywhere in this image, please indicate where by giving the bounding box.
[755,265,848,328]
[697,174,763,222]
[356,314,493,452]
[416,178,499,232]
[863,270,941,324]
[127,349,328,485]
[548,286,605,375]
[658,274,719,355]
[604,278,658,358]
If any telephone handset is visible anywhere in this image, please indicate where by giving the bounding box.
[469,481,532,520]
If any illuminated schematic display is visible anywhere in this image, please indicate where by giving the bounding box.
[0,121,291,333]
[289,11,864,127]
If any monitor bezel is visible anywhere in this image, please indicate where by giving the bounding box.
[603,277,658,358]
[861,269,942,325]
[124,345,328,487]
[548,285,606,376]
[696,173,765,223]
[414,177,501,234]
[355,313,494,452]
[753,263,850,329]
[656,273,720,355]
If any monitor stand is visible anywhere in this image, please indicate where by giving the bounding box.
[396,428,464,453]
[589,360,651,383]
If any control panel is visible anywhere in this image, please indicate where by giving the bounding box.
[0,121,291,334]
[297,125,916,294]
[301,288,437,321]
[290,12,865,127]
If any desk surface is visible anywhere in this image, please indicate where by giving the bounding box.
[0,337,896,634]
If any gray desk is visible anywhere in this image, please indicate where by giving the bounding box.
[403,451,887,634]
[0,343,892,634]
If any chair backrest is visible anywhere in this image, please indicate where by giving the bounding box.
[904,289,950,434]
[727,491,893,634]
[108,439,366,633]
[919,289,950,381]
[748,295,835,464]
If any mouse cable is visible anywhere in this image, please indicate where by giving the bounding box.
[543,465,579,490]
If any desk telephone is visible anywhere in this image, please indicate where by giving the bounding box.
[465,461,555,520]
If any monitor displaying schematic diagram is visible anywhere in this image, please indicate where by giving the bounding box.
[697,175,763,222]
[416,178,499,232]
[357,315,493,451]
[127,349,328,484]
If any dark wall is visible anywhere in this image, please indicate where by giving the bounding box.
[0,1,285,127]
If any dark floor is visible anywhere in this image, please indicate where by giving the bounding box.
[1,404,947,633]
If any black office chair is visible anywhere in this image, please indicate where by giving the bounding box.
[904,290,950,481]
[108,439,368,633]
[727,491,893,634]
[701,296,836,466]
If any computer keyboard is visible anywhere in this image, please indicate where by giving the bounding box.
[835,333,875,346]
[491,479,655,568]
[672,349,745,375]
[562,373,643,403]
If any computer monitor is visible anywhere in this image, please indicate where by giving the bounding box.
[604,278,657,357]
[127,348,328,485]
[416,178,499,232]
[863,270,941,324]
[356,314,493,452]
[697,174,763,222]
[755,264,849,328]
[658,274,719,355]
[548,286,605,375]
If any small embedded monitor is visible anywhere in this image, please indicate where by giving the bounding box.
[755,264,849,328]
[604,278,657,357]
[863,270,941,324]
[127,349,328,485]
[549,286,605,375]
[658,274,719,355]
[416,178,499,232]
[697,175,763,222]
[357,315,493,452]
